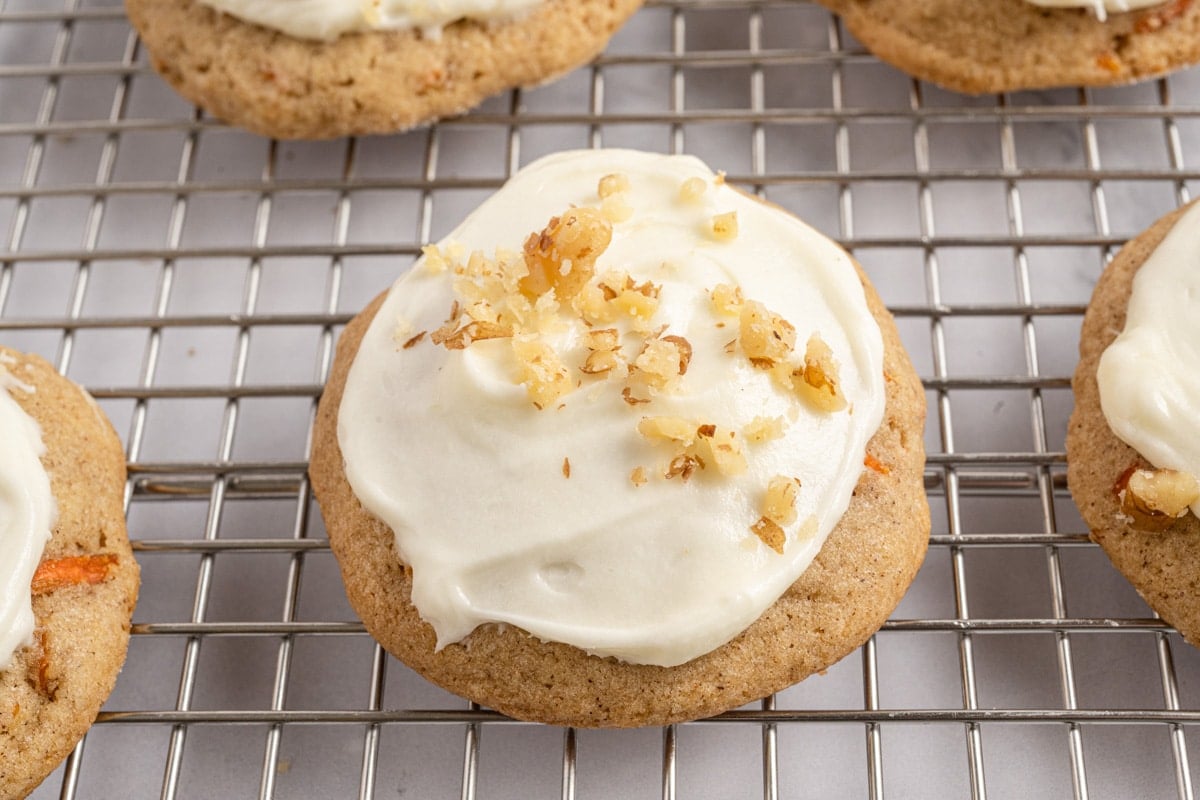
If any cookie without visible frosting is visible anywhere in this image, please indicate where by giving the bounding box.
[310,234,929,728]
[124,0,642,140]
[815,0,1200,94]
[1067,201,1200,645]
[0,349,139,799]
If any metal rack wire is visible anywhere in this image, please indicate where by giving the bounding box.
[5,0,1200,797]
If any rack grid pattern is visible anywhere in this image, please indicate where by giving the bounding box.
[5,0,1200,798]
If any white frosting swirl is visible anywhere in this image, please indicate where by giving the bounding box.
[1023,0,1163,20]
[337,149,885,667]
[197,0,542,41]
[0,360,55,672]
[1098,202,1200,517]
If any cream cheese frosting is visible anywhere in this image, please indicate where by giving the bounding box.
[1023,0,1163,20]
[337,149,886,668]
[0,358,55,672]
[1097,202,1200,518]
[196,0,542,41]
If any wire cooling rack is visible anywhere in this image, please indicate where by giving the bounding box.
[5,0,1200,797]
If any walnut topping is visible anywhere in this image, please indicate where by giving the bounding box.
[660,335,693,375]
[512,339,572,409]
[1119,468,1199,530]
[743,415,785,443]
[431,319,512,350]
[739,300,796,366]
[602,194,634,223]
[665,453,703,482]
[598,172,631,198]
[584,328,620,352]
[750,516,785,554]
[763,475,800,526]
[421,243,450,274]
[632,337,688,391]
[519,207,613,301]
[710,283,744,316]
[402,331,427,349]
[621,386,651,406]
[630,466,648,487]
[637,416,697,446]
[793,334,847,412]
[679,176,707,204]
[581,349,623,376]
[694,425,747,476]
[710,211,739,241]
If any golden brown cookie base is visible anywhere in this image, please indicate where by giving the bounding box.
[310,257,929,728]
[125,0,643,140]
[815,0,1200,94]
[0,349,139,799]
[1067,201,1200,646]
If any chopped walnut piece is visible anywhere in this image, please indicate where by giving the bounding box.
[519,207,613,301]
[743,415,785,443]
[602,194,634,223]
[660,335,693,375]
[431,320,512,350]
[710,211,739,241]
[637,416,696,446]
[695,425,747,476]
[750,517,786,554]
[512,339,573,409]
[580,349,623,376]
[621,386,651,406]
[1119,468,1199,530]
[679,176,707,203]
[739,300,796,366]
[793,334,847,412]
[634,338,688,390]
[665,453,703,482]
[584,328,620,352]
[710,283,744,316]
[763,475,800,526]
[421,244,449,274]
[598,172,631,198]
[630,466,648,487]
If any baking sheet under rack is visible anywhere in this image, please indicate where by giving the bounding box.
[4,0,1200,797]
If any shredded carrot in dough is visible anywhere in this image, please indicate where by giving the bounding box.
[30,554,118,595]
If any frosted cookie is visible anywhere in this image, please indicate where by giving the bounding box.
[1068,201,1200,645]
[0,348,139,798]
[814,0,1200,94]
[310,149,929,727]
[124,0,642,140]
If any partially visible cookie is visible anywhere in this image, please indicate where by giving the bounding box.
[124,0,642,140]
[1067,201,1200,645]
[815,0,1200,94]
[0,348,139,799]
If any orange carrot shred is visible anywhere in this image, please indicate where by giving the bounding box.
[864,454,890,476]
[30,554,118,595]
